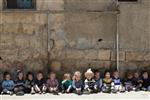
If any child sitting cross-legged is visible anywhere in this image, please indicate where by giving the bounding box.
[46,72,59,95]
[123,71,135,92]
[102,71,113,93]
[34,71,47,94]
[1,72,14,95]
[61,73,72,93]
[141,71,150,91]
[132,71,143,91]
[72,71,84,95]
[14,71,25,96]
[112,71,125,93]
[24,72,35,94]
[94,70,102,93]
[84,69,97,94]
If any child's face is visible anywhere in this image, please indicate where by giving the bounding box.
[127,74,133,79]
[143,72,148,79]
[18,73,24,80]
[95,72,100,80]
[134,72,139,78]
[113,72,119,78]
[105,72,111,79]
[50,73,56,80]
[86,74,92,80]
[75,75,81,81]
[66,75,71,80]
[37,73,43,80]
[28,74,33,81]
[6,74,11,80]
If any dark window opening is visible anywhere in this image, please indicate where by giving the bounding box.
[118,0,138,2]
[5,0,36,9]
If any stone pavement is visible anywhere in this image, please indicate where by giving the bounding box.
[0,91,150,100]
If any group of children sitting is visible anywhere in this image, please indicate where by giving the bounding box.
[0,68,150,96]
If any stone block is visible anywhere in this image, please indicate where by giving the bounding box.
[126,52,145,61]
[98,50,111,60]
[65,50,84,59]
[84,50,98,60]
[111,51,125,61]
[37,0,64,11]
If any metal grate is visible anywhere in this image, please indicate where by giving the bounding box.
[6,0,35,9]
[118,0,138,2]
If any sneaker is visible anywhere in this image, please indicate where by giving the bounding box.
[9,91,13,95]
[31,90,35,95]
[53,91,59,95]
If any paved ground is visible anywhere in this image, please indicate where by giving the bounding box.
[0,91,150,100]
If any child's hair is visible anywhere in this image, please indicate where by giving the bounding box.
[17,71,24,75]
[104,70,111,77]
[49,72,56,75]
[37,71,43,75]
[26,72,34,79]
[63,73,71,80]
[3,71,10,79]
[94,69,100,74]
[74,71,81,77]
[0,57,2,60]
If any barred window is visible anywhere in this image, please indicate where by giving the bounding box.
[118,0,138,2]
[5,0,36,9]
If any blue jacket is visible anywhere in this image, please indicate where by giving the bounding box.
[113,77,122,85]
[2,80,15,91]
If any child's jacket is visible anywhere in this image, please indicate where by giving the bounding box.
[2,80,15,91]
[142,78,150,88]
[123,78,134,86]
[95,78,102,89]
[103,78,113,87]
[25,79,35,88]
[84,79,95,89]
[15,79,25,88]
[72,80,84,89]
[35,79,46,87]
[62,80,72,90]
[46,79,59,88]
[113,77,122,85]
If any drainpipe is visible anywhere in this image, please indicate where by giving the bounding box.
[116,0,120,71]
[47,10,50,68]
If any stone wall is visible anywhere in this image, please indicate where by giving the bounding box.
[0,0,150,77]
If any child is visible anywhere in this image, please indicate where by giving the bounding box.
[61,73,72,93]
[24,72,35,94]
[14,71,25,95]
[112,71,125,93]
[84,69,96,94]
[72,71,84,95]
[102,71,113,93]
[123,71,135,92]
[141,71,150,91]
[46,72,59,95]
[1,72,14,95]
[94,70,102,92]
[133,71,143,91]
[34,72,47,94]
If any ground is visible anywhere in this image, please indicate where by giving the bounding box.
[0,91,150,100]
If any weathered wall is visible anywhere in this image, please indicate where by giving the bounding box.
[0,0,150,77]
[118,0,150,75]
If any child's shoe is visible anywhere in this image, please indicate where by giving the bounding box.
[83,90,90,95]
[31,90,35,95]
[53,91,59,95]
